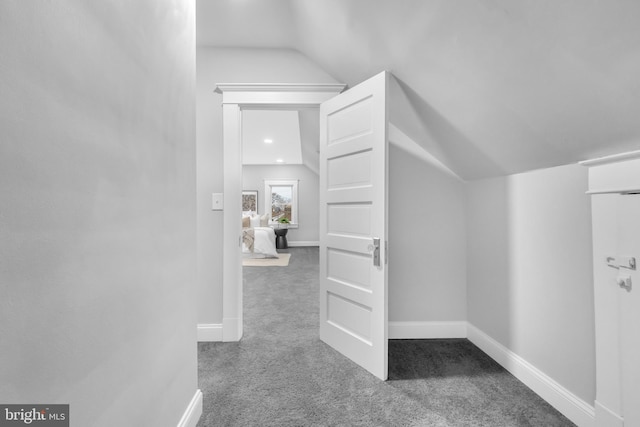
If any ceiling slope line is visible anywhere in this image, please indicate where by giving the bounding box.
[389,123,464,182]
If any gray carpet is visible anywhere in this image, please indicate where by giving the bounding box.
[197,247,575,427]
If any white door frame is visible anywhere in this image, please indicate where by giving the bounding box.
[214,83,346,341]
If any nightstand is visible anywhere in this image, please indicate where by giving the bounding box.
[274,228,288,249]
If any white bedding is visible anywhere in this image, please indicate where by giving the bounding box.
[243,227,278,258]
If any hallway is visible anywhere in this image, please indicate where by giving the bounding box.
[197,247,573,426]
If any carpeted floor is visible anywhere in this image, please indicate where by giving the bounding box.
[197,247,575,427]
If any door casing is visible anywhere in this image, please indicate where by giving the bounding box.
[215,83,346,341]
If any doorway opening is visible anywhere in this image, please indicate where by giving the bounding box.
[240,107,321,310]
[214,83,346,342]
[217,73,390,380]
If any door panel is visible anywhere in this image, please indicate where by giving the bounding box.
[319,71,388,380]
[327,151,373,189]
[327,204,372,236]
[327,96,373,143]
[327,293,373,342]
[327,248,372,289]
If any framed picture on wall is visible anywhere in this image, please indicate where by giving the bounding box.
[242,190,258,213]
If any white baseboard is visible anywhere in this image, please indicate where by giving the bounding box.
[467,323,595,427]
[197,323,223,342]
[176,389,202,427]
[222,317,242,342]
[287,241,319,247]
[389,321,467,339]
[594,400,623,427]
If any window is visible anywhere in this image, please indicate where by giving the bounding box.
[264,180,298,227]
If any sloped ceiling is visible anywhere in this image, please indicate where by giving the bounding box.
[197,0,640,179]
[242,110,303,165]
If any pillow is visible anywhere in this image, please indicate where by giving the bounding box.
[242,216,250,228]
[260,213,270,227]
[249,214,261,228]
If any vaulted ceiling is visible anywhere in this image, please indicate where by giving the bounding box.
[197,0,640,179]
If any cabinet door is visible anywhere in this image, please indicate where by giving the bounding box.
[617,194,640,427]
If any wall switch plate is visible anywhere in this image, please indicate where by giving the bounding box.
[212,193,224,210]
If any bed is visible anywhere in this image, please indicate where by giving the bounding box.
[242,213,278,259]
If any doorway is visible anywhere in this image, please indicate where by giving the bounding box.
[217,73,390,380]
[241,107,318,243]
[214,83,346,342]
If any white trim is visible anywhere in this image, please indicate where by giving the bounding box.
[579,150,640,167]
[287,241,320,247]
[221,103,244,344]
[197,323,223,342]
[217,82,345,343]
[222,317,241,342]
[594,400,624,427]
[215,84,347,106]
[467,323,595,427]
[581,152,640,195]
[176,389,202,427]
[215,83,347,93]
[585,187,640,195]
[389,321,467,339]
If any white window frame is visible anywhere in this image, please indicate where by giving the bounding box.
[264,179,299,228]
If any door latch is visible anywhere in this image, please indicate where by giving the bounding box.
[372,237,381,267]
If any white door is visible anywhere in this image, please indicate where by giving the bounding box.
[319,71,388,380]
[618,194,640,427]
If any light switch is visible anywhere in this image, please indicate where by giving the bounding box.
[212,193,224,210]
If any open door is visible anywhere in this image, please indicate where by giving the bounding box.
[319,71,389,380]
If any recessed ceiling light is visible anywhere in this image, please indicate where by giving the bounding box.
[264,139,273,144]
[276,159,284,163]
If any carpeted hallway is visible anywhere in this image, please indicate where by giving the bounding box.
[197,247,574,426]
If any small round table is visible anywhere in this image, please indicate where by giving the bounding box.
[274,228,288,249]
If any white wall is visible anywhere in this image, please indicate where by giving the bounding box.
[388,145,467,322]
[196,47,338,325]
[198,52,469,327]
[0,2,198,426]
[466,163,596,405]
[242,164,319,244]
